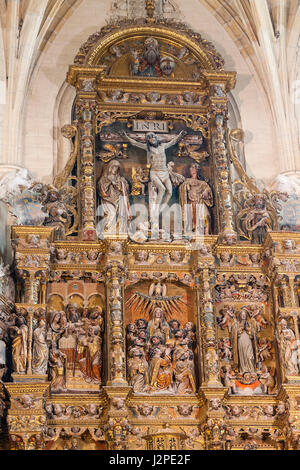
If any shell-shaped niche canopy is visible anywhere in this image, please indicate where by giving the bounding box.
[73,20,226,81]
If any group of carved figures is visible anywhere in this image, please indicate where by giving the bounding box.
[0,168,74,239]
[98,131,213,240]
[126,307,196,395]
[0,128,288,244]
[0,303,104,390]
[0,311,48,377]
[48,303,104,391]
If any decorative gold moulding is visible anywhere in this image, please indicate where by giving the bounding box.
[11,226,55,240]
[10,374,49,384]
[5,382,50,396]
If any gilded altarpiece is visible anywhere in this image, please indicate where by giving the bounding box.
[0,16,299,451]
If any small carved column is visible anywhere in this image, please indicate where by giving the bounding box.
[204,73,237,244]
[195,249,222,388]
[104,242,128,386]
[67,67,106,242]
[76,93,97,241]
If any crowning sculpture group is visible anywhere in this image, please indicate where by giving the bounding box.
[0,5,299,451]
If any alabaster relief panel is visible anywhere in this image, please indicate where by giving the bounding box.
[125,278,197,395]
[95,117,216,242]
[216,271,276,395]
[47,280,105,392]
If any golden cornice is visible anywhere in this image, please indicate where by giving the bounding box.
[265,232,300,245]
[15,304,47,312]
[128,394,202,406]
[47,419,101,426]
[14,249,50,255]
[11,226,54,239]
[215,244,263,253]
[54,241,105,250]
[202,71,236,90]
[277,270,300,276]
[129,418,201,427]
[274,254,300,259]
[8,410,45,417]
[126,245,194,254]
[223,395,277,405]
[96,102,209,115]
[66,66,106,87]
[5,382,50,395]
[50,264,103,272]
[98,76,207,90]
[127,266,192,274]
[216,267,263,274]
[47,399,105,405]
[104,385,133,396]
[126,237,218,252]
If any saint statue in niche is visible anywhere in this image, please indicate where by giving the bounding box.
[97,159,131,237]
[32,319,49,375]
[9,316,28,374]
[179,163,213,235]
[230,308,258,374]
